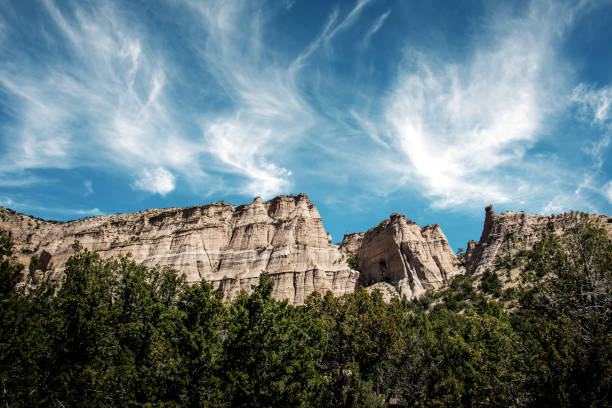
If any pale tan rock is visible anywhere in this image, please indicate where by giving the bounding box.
[465,205,612,275]
[14,196,604,304]
[339,232,364,256]
[341,213,463,299]
[0,194,358,305]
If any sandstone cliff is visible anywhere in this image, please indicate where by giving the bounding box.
[465,205,612,275]
[0,195,466,304]
[340,213,463,299]
[0,194,358,304]
[8,195,606,304]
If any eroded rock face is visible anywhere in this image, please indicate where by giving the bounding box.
[341,213,463,299]
[14,196,600,304]
[465,205,612,275]
[0,194,358,304]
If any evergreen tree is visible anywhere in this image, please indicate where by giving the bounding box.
[220,274,326,407]
[1,217,610,407]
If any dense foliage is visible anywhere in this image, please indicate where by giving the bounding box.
[1,216,610,407]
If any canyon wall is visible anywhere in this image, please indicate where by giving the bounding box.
[0,194,358,304]
[0,195,462,303]
[464,205,612,275]
[340,213,462,299]
[4,195,608,303]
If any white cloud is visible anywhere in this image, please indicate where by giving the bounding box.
[205,120,292,198]
[0,75,75,172]
[542,199,564,215]
[291,0,373,72]
[133,167,176,196]
[186,0,321,198]
[283,0,296,10]
[0,0,202,194]
[572,84,612,124]
[350,110,390,149]
[74,208,105,216]
[332,0,373,36]
[1,0,611,216]
[604,180,612,204]
[0,197,105,217]
[290,9,339,73]
[380,1,584,208]
[582,134,611,169]
[362,9,390,47]
[571,84,612,202]
[0,175,49,187]
[2,0,326,200]
[541,181,600,215]
[84,180,93,196]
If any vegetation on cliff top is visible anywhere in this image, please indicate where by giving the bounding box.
[1,217,610,407]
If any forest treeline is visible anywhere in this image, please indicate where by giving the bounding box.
[1,217,610,407]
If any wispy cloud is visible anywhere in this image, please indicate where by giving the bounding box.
[83,180,93,196]
[604,181,612,204]
[572,83,612,203]
[572,84,612,125]
[184,0,321,197]
[290,9,339,73]
[2,0,342,199]
[291,0,373,72]
[582,134,611,170]
[0,198,14,207]
[1,0,611,219]
[0,196,105,217]
[73,208,105,216]
[362,9,390,47]
[0,175,50,187]
[378,1,592,209]
[0,0,202,196]
[332,0,373,36]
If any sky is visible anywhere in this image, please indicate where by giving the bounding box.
[1,0,612,250]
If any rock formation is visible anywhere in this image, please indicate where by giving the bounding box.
[5,195,607,304]
[340,213,463,299]
[0,194,358,304]
[464,205,612,275]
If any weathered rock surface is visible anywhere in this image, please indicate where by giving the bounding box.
[0,194,358,304]
[465,205,612,275]
[340,213,463,299]
[9,196,604,304]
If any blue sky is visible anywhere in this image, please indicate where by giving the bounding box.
[1,0,612,250]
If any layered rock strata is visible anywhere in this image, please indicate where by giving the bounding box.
[340,213,462,299]
[465,205,612,275]
[0,194,358,304]
[8,196,603,303]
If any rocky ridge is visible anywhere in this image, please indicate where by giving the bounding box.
[339,213,462,299]
[3,196,610,304]
[0,195,359,304]
[0,194,464,304]
[464,205,612,275]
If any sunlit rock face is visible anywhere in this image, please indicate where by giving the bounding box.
[340,213,463,299]
[464,205,612,275]
[7,195,606,304]
[0,194,358,304]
